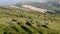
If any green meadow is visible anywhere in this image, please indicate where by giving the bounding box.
[0,7,60,34]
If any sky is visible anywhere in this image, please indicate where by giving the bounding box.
[0,0,25,6]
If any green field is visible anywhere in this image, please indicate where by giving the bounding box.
[0,7,60,34]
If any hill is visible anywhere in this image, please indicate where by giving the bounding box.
[15,1,60,11]
[0,7,60,34]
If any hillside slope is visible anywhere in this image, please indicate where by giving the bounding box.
[0,7,60,34]
[15,1,60,11]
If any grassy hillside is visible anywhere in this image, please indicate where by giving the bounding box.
[0,7,60,34]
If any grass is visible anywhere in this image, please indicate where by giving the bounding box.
[0,7,60,34]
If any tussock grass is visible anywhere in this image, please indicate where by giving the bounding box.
[0,7,60,34]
